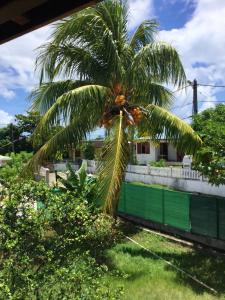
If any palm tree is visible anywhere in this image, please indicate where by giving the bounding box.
[28,0,202,215]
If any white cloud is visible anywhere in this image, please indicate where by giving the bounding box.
[0,24,53,99]
[0,86,15,100]
[0,110,14,126]
[128,0,154,30]
[159,0,225,116]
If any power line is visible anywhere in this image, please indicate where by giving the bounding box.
[172,84,191,94]
[171,102,192,110]
[181,116,192,120]
[0,136,27,150]
[198,83,225,88]
[199,100,225,103]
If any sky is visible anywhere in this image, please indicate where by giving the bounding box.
[0,0,225,131]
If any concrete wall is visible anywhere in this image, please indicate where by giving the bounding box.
[54,163,79,172]
[125,172,225,197]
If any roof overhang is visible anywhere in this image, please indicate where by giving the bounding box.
[0,0,99,45]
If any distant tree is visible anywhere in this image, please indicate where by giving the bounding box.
[81,142,95,160]
[0,111,41,154]
[192,104,225,185]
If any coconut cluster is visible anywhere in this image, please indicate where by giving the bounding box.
[100,95,142,128]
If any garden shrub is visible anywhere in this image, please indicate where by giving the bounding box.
[0,151,33,185]
[149,159,166,167]
[81,142,95,160]
[0,180,123,299]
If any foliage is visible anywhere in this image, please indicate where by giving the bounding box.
[149,159,166,167]
[81,142,95,160]
[56,161,97,204]
[28,0,202,215]
[97,113,129,214]
[0,151,33,185]
[0,180,122,299]
[0,111,40,155]
[192,104,225,185]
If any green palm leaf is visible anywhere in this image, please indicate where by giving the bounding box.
[131,82,174,108]
[132,41,186,87]
[30,80,88,114]
[130,20,158,52]
[25,113,97,173]
[33,85,109,142]
[97,112,129,215]
[139,105,202,153]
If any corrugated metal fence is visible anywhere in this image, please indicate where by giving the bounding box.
[118,182,225,241]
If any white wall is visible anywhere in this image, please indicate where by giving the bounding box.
[125,172,225,198]
[54,163,79,172]
[136,142,158,164]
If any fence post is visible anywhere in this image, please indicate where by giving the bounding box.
[216,198,220,240]
[162,189,165,224]
[45,169,50,184]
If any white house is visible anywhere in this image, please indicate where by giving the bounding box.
[134,139,183,165]
[67,138,183,166]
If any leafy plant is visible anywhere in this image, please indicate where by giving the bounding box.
[149,159,166,167]
[27,0,202,215]
[0,179,122,299]
[81,142,95,160]
[56,161,97,204]
[192,104,225,185]
[0,151,33,185]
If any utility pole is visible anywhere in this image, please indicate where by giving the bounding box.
[192,79,198,115]
[11,123,15,153]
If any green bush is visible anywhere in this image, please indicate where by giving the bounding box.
[81,142,95,160]
[0,151,33,185]
[149,159,166,167]
[0,180,122,299]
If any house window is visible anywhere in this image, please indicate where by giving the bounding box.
[137,142,150,154]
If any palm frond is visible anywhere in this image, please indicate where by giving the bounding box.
[25,113,97,174]
[38,2,124,83]
[139,105,202,154]
[36,43,109,84]
[132,41,186,87]
[30,80,88,114]
[131,82,174,108]
[32,85,110,142]
[129,20,158,52]
[97,112,129,215]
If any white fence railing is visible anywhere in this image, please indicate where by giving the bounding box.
[85,160,204,181]
[148,166,203,180]
[50,160,205,182]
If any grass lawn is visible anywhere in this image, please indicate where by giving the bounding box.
[104,225,225,300]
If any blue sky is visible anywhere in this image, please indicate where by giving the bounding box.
[0,0,225,130]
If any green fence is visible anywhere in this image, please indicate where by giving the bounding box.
[219,198,225,240]
[190,195,225,240]
[118,183,191,232]
[118,182,225,241]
